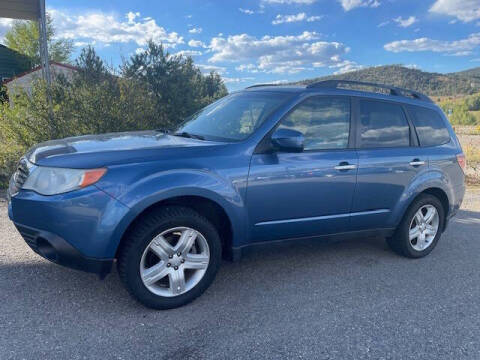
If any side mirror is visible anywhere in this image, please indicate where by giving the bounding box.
[271,128,304,153]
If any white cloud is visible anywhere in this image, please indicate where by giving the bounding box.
[197,64,227,74]
[384,33,480,56]
[222,76,255,84]
[377,20,389,27]
[48,9,183,48]
[262,0,317,4]
[405,64,419,69]
[430,0,480,23]
[331,60,364,74]
[73,41,90,47]
[208,32,351,74]
[272,13,323,24]
[393,16,417,28]
[338,0,380,11]
[270,79,289,84]
[188,27,202,34]
[0,18,14,42]
[236,64,260,73]
[174,50,202,57]
[188,39,207,48]
[239,8,255,15]
[126,11,140,23]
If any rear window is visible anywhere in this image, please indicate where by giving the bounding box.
[359,100,410,148]
[407,106,450,147]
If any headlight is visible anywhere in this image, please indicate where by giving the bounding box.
[22,167,107,196]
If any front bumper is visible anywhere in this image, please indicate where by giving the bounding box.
[15,223,113,278]
[8,186,131,277]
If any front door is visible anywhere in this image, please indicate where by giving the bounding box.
[246,95,358,242]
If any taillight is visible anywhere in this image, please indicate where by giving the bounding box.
[456,153,466,173]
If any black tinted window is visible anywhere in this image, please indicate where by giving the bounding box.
[359,100,410,148]
[279,96,350,150]
[408,106,450,146]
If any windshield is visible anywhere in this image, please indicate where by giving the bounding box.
[175,92,293,141]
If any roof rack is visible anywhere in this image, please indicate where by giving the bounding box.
[245,83,279,89]
[306,80,432,103]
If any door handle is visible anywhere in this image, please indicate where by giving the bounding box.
[334,162,357,171]
[409,159,425,167]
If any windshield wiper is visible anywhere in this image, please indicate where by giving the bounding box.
[173,131,205,140]
[155,129,170,134]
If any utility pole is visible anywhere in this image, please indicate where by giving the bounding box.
[37,0,51,86]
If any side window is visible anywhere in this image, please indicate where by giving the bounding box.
[408,106,450,147]
[279,96,350,150]
[359,100,410,148]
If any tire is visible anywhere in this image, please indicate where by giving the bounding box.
[387,194,445,258]
[118,206,222,309]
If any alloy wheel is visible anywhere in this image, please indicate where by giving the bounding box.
[408,205,440,251]
[140,227,210,297]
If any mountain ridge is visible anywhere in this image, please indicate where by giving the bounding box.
[293,65,480,97]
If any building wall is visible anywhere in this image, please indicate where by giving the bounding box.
[5,64,77,103]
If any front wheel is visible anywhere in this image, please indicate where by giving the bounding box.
[118,206,222,309]
[387,194,445,258]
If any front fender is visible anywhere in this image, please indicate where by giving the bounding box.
[98,168,248,255]
[389,169,453,228]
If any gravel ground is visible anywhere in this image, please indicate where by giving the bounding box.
[0,189,479,360]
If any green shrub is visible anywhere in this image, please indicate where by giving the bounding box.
[0,43,227,188]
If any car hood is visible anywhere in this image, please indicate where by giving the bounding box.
[26,130,226,168]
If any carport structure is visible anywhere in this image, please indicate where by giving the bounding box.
[0,0,51,84]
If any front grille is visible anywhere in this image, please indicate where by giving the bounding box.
[8,158,31,197]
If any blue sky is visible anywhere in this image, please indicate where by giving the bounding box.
[1,0,480,90]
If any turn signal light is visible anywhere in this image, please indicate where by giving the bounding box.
[80,168,107,188]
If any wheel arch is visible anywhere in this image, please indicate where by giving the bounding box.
[398,187,450,231]
[115,195,235,260]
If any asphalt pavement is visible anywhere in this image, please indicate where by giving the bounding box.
[1,189,479,360]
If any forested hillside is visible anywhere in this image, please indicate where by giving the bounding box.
[295,65,480,96]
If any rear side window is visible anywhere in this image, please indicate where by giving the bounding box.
[408,106,450,147]
[359,100,410,148]
[279,96,351,150]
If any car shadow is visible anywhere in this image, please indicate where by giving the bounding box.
[0,208,478,316]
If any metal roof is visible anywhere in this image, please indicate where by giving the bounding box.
[0,0,40,20]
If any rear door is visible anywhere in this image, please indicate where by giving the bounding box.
[246,95,358,242]
[350,98,430,231]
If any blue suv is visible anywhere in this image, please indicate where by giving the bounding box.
[7,80,465,309]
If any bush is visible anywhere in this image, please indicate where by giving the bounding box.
[439,102,477,125]
[0,43,227,188]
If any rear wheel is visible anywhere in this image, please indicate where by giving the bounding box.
[118,206,222,309]
[387,194,444,258]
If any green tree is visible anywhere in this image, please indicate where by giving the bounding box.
[0,44,227,187]
[4,14,73,66]
[122,41,227,129]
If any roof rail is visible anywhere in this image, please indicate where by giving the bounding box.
[306,80,432,103]
[245,83,278,89]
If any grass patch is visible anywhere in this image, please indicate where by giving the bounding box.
[464,144,480,164]
[470,110,480,124]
